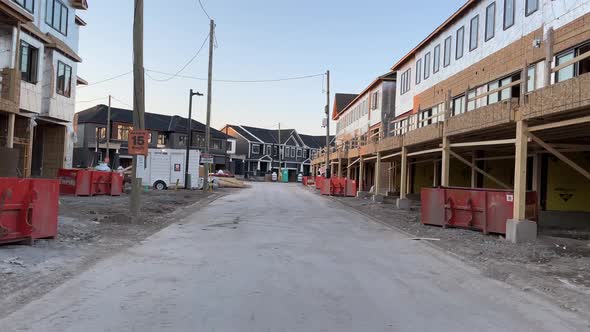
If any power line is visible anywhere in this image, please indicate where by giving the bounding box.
[79,71,133,89]
[146,34,209,82]
[146,69,325,83]
[76,96,108,104]
[196,0,212,20]
[111,96,133,109]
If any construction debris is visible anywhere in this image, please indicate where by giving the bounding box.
[213,177,250,189]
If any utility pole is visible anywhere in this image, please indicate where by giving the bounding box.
[131,0,145,220]
[185,89,203,189]
[203,19,215,191]
[106,95,111,165]
[278,122,281,180]
[325,70,331,179]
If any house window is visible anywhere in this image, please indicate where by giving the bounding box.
[433,44,441,73]
[400,68,412,95]
[252,144,260,154]
[212,139,222,150]
[418,109,433,128]
[527,65,536,92]
[470,15,479,51]
[467,89,477,112]
[424,52,431,80]
[46,0,68,36]
[157,134,166,146]
[226,140,233,152]
[291,147,295,158]
[304,149,308,158]
[179,135,187,146]
[266,145,272,155]
[273,145,278,156]
[456,26,465,60]
[284,146,289,158]
[500,77,512,101]
[117,124,132,140]
[504,0,515,30]
[444,36,452,67]
[452,95,466,116]
[485,2,496,41]
[20,41,38,84]
[148,132,153,144]
[555,50,575,83]
[95,127,106,140]
[371,92,379,110]
[297,148,302,158]
[525,0,538,16]
[488,81,499,104]
[56,61,72,97]
[13,0,34,13]
[415,59,422,85]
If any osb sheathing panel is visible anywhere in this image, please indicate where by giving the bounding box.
[358,143,377,157]
[377,135,403,152]
[524,73,590,119]
[347,149,359,159]
[404,123,443,147]
[444,101,516,137]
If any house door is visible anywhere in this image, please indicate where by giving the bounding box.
[170,153,185,187]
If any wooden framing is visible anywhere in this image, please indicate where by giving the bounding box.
[375,152,382,194]
[400,147,408,199]
[359,157,365,192]
[441,137,450,187]
[449,139,516,147]
[513,120,528,220]
[407,148,442,157]
[528,115,590,132]
[551,49,590,74]
[449,149,511,189]
[528,132,590,181]
[467,80,522,102]
[6,113,14,148]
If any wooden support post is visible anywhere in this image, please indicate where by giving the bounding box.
[532,153,541,210]
[346,158,351,179]
[400,147,408,199]
[7,113,15,148]
[513,120,529,220]
[359,157,365,191]
[471,151,477,188]
[433,160,439,187]
[375,152,382,195]
[544,28,554,88]
[338,158,343,177]
[441,136,450,187]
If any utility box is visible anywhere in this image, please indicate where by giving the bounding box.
[421,187,538,235]
[136,149,202,190]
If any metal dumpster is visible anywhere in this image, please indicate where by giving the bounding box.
[0,178,59,245]
[320,177,331,196]
[331,177,346,196]
[345,179,357,197]
[58,168,92,196]
[315,176,324,190]
[421,187,538,235]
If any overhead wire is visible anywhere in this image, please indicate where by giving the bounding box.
[78,71,133,89]
[145,34,210,82]
[196,0,212,20]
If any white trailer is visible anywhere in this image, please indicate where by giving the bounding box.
[136,149,203,190]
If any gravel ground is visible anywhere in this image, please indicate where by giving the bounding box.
[321,191,590,316]
[0,189,230,319]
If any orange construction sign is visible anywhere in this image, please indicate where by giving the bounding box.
[128,130,149,156]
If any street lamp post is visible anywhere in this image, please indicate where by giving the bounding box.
[185,89,204,189]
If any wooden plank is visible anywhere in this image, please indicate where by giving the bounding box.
[467,80,522,102]
[347,158,360,168]
[382,151,402,160]
[528,132,590,181]
[375,152,382,194]
[551,50,590,73]
[513,120,529,219]
[441,137,450,187]
[449,149,511,190]
[400,147,408,199]
[6,113,14,148]
[449,139,515,147]
[407,148,442,157]
[528,115,590,132]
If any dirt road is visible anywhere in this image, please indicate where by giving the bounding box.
[1,183,587,331]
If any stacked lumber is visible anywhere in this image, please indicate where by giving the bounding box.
[215,177,249,188]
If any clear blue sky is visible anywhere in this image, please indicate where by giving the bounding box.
[76,0,466,135]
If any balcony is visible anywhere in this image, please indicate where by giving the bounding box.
[404,123,443,147]
[523,72,590,120]
[445,99,517,137]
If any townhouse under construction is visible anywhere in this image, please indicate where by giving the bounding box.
[312,0,590,243]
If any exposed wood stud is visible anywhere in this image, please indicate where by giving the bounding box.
[513,120,529,220]
[441,137,450,187]
[400,147,408,199]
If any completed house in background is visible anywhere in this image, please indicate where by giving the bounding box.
[0,0,88,177]
[220,124,333,180]
[74,105,236,171]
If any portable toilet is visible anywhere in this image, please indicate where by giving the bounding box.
[271,172,278,182]
[282,169,289,183]
[297,173,303,182]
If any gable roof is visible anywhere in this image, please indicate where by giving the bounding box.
[76,105,230,139]
[223,125,333,148]
[299,134,335,149]
[332,93,358,120]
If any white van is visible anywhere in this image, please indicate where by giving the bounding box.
[136,149,203,190]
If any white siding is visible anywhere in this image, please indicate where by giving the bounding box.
[394,0,590,117]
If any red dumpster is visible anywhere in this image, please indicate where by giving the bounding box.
[110,172,124,196]
[345,179,358,197]
[320,177,331,195]
[91,170,111,196]
[0,178,59,245]
[331,177,345,196]
[315,176,324,190]
[58,168,92,196]
[421,187,538,235]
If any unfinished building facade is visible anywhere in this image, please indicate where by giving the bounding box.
[312,0,590,242]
